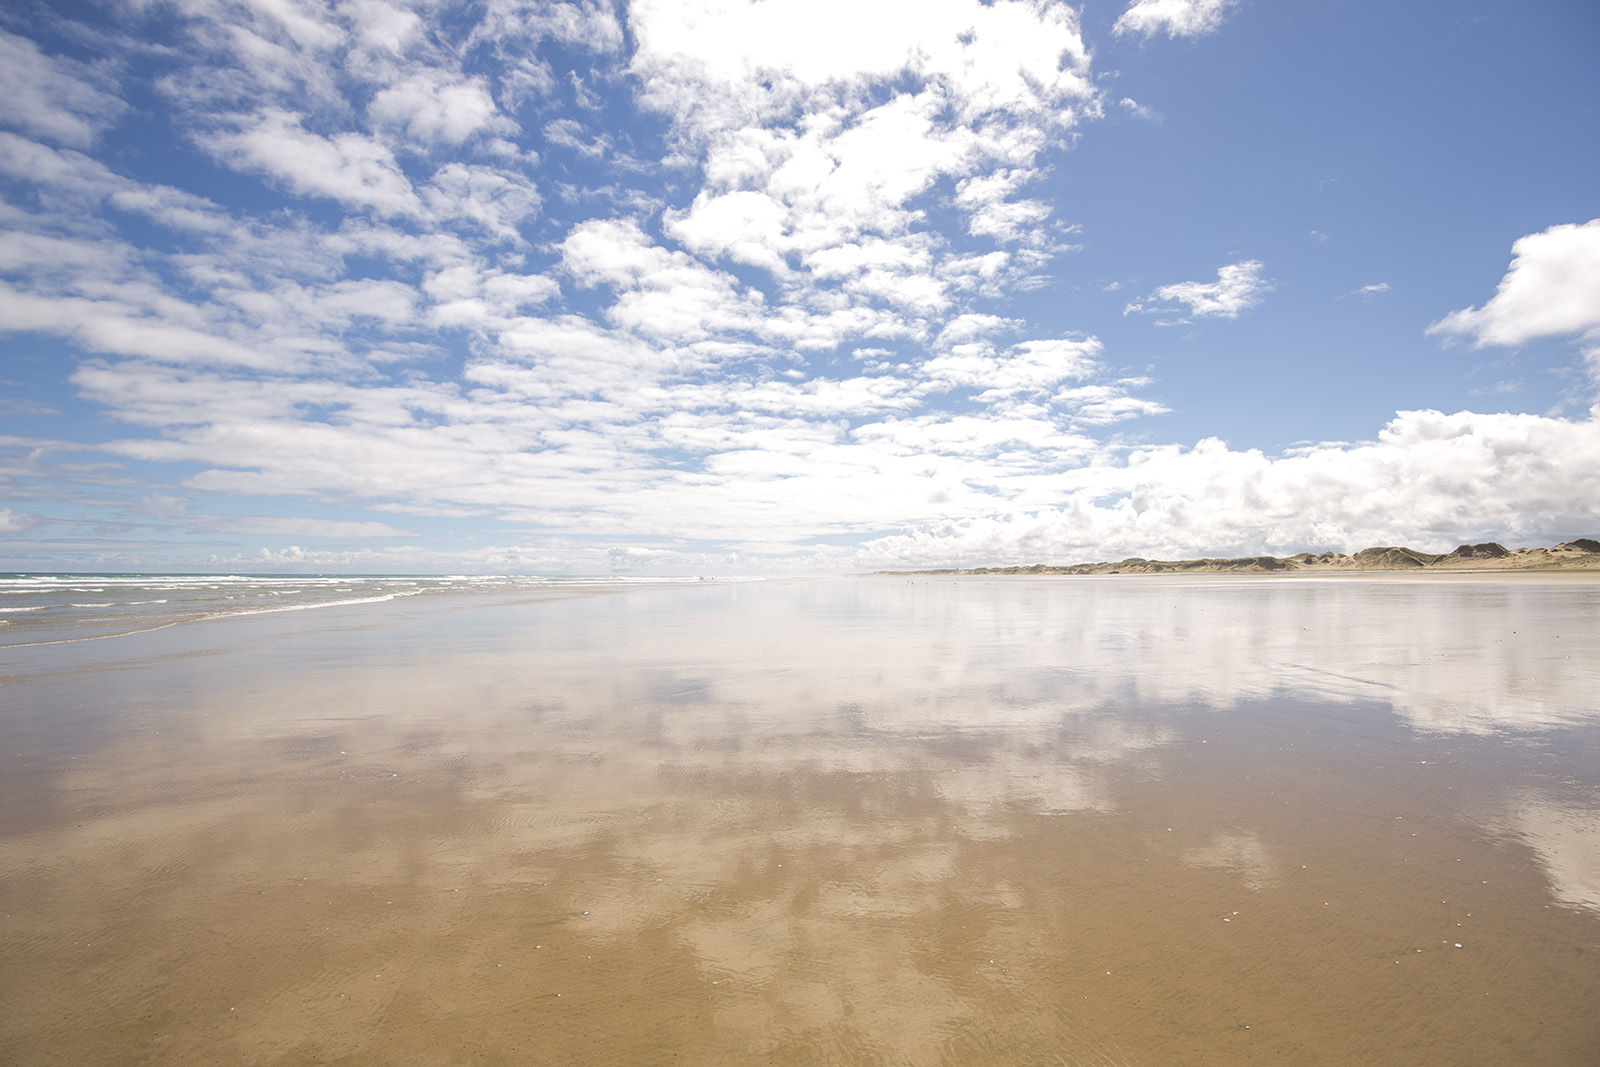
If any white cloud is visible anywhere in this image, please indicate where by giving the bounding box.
[542,117,613,157]
[1126,259,1270,320]
[955,171,1052,244]
[624,0,1100,335]
[665,190,791,275]
[0,133,233,235]
[0,508,41,535]
[107,184,235,234]
[630,0,1093,125]
[204,108,423,216]
[11,1,1593,579]
[473,0,627,57]
[0,285,280,369]
[345,0,426,56]
[921,337,1103,401]
[156,0,345,116]
[423,264,559,330]
[561,218,775,342]
[0,4,1114,566]
[0,231,128,274]
[1052,382,1170,425]
[203,515,418,538]
[0,29,126,147]
[1428,219,1600,357]
[421,163,541,241]
[607,545,678,567]
[935,313,1022,347]
[1118,97,1159,122]
[1114,0,1239,40]
[801,236,935,283]
[369,71,512,146]
[856,408,1600,567]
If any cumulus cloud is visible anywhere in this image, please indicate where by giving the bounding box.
[855,408,1600,568]
[666,190,791,275]
[630,0,1094,125]
[1126,260,1270,320]
[626,0,1100,325]
[369,71,512,146]
[1114,0,1239,39]
[1428,219,1600,361]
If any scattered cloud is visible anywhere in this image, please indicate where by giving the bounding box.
[203,109,424,217]
[1125,259,1270,320]
[921,337,1103,401]
[542,117,613,158]
[0,29,127,147]
[369,71,512,147]
[1118,97,1159,122]
[1114,0,1239,40]
[1470,378,1524,397]
[0,3,1594,575]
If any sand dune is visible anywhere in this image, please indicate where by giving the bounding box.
[894,538,1600,575]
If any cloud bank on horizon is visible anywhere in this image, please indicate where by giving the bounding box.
[0,0,1597,574]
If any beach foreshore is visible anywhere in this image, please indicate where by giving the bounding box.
[3,577,1598,1066]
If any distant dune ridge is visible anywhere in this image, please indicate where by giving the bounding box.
[891,539,1600,576]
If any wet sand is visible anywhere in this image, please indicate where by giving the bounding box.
[2,577,1598,1065]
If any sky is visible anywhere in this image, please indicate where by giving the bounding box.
[1,0,1598,575]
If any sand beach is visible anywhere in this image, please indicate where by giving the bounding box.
[2,574,1598,1065]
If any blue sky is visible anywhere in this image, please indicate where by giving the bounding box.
[1,0,1597,574]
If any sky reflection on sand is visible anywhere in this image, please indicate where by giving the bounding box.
[2,576,1598,1066]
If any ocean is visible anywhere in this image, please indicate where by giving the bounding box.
[0,572,718,648]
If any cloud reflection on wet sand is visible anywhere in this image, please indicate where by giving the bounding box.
[2,576,1598,1065]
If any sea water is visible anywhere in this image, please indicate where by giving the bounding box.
[0,572,717,648]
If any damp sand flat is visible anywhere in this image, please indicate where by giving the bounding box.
[2,576,1598,1066]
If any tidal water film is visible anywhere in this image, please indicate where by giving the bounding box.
[2,575,1598,1065]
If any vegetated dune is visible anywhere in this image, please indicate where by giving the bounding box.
[891,539,1600,576]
